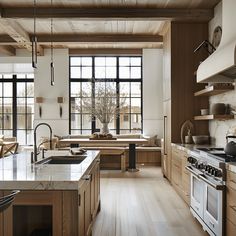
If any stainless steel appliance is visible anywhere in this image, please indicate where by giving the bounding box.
[186,147,236,236]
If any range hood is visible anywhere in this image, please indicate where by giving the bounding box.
[197,0,236,83]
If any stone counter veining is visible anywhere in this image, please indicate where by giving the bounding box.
[0,150,100,190]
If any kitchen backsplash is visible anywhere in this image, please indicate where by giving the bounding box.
[209,89,236,146]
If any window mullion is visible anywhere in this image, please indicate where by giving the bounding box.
[12,75,17,137]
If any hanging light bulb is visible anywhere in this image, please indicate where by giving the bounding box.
[50,0,55,86]
[32,0,37,68]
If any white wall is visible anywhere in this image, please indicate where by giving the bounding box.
[142,49,163,137]
[208,2,236,146]
[34,49,69,137]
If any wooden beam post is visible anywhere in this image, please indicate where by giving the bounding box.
[0,45,15,56]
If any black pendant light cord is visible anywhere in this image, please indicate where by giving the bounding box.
[32,0,37,68]
[50,0,55,86]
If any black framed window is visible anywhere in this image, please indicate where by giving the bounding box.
[69,56,142,134]
[0,74,34,145]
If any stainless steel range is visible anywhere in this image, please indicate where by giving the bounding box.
[186,147,236,236]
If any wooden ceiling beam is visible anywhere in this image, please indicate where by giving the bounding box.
[0,19,44,55]
[0,7,213,21]
[0,45,15,56]
[0,34,163,43]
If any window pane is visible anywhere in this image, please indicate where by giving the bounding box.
[27,130,33,145]
[0,84,2,96]
[17,114,26,129]
[70,82,80,97]
[82,83,92,96]
[82,130,92,135]
[81,98,92,113]
[27,98,34,113]
[17,99,26,113]
[131,67,141,78]
[3,114,12,129]
[81,57,92,66]
[131,83,141,97]
[82,114,91,129]
[4,83,12,96]
[119,67,129,78]
[120,130,130,134]
[120,98,130,113]
[71,98,81,113]
[27,83,34,97]
[17,130,26,145]
[131,57,141,66]
[120,83,130,97]
[71,114,81,129]
[131,114,141,129]
[131,98,141,113]
[17,83,25,97]
[82,67,92,78]
[120,114,130,129]
[26,114,34,129]
[95,57,105,66]
[4,130,13,137]
[106,57,116,66]
[70,67,80,78]
[119,57,129,66]
[95,66,105,78]
[106,67,116,78]
[71,57,81,66]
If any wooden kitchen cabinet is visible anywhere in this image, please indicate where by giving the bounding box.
[171,145,190,205]
[162,22,209,182]
[226,169,236,236]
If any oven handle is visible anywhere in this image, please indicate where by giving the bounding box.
[185,166,225,191]
[185,166,199,178]
[197,174,225,191]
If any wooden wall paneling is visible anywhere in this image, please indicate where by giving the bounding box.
[170,22,209,143]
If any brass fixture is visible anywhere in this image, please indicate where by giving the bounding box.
[57,97,64,118]
[36,97,44,117]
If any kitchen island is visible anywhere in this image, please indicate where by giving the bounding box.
[0,150,100,236]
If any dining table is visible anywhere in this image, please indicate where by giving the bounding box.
[59,138,148,172]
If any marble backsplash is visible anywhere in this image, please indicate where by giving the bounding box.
[209,87,236,146]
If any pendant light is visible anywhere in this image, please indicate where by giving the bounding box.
[32,0,37,68]
[50,0,55,86]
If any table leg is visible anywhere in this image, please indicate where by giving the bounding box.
[128,143,139,172]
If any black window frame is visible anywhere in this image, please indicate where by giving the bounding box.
[0,74,34,145]
[69,55,143,135]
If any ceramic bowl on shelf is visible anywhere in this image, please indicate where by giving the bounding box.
[200,109,209,115]
[210,103,226,115]
[192,135,210,145]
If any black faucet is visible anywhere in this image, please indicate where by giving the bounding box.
[33,123,53,163]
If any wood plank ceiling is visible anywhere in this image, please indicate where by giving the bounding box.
[0,0,220,55]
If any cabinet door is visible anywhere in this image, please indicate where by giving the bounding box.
[79,177,92,236]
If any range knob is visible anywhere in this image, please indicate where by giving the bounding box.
[188,157,197,164]
[214,170,222,178]
[211,168,216,176]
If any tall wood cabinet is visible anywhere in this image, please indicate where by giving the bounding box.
[162,22,209,181]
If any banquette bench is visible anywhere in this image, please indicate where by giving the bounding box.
[46,134,161,171]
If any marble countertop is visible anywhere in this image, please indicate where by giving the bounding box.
[0,150,100,190]
[172,143,236,173]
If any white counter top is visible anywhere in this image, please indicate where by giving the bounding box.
[0,150,100,190]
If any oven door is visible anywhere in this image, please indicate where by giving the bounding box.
[190,173,204,219]
[203,183,223,236]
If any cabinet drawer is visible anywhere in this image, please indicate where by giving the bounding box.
[226,219,236,236]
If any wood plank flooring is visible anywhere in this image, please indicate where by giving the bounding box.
[93,166,208,236]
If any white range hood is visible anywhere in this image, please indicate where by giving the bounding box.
[197,0,236,83]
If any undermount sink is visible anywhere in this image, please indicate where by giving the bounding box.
[35,155,87,165]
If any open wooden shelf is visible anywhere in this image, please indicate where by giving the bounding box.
[194,84,234,97]
[194,114,234,121]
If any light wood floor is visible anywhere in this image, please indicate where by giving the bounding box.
[93,166,208,236]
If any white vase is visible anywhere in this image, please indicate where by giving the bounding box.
[101,123,109,134]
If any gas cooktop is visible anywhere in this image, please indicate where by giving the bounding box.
[196,147,236,162]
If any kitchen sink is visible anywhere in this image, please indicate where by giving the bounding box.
[35,155,87,165]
